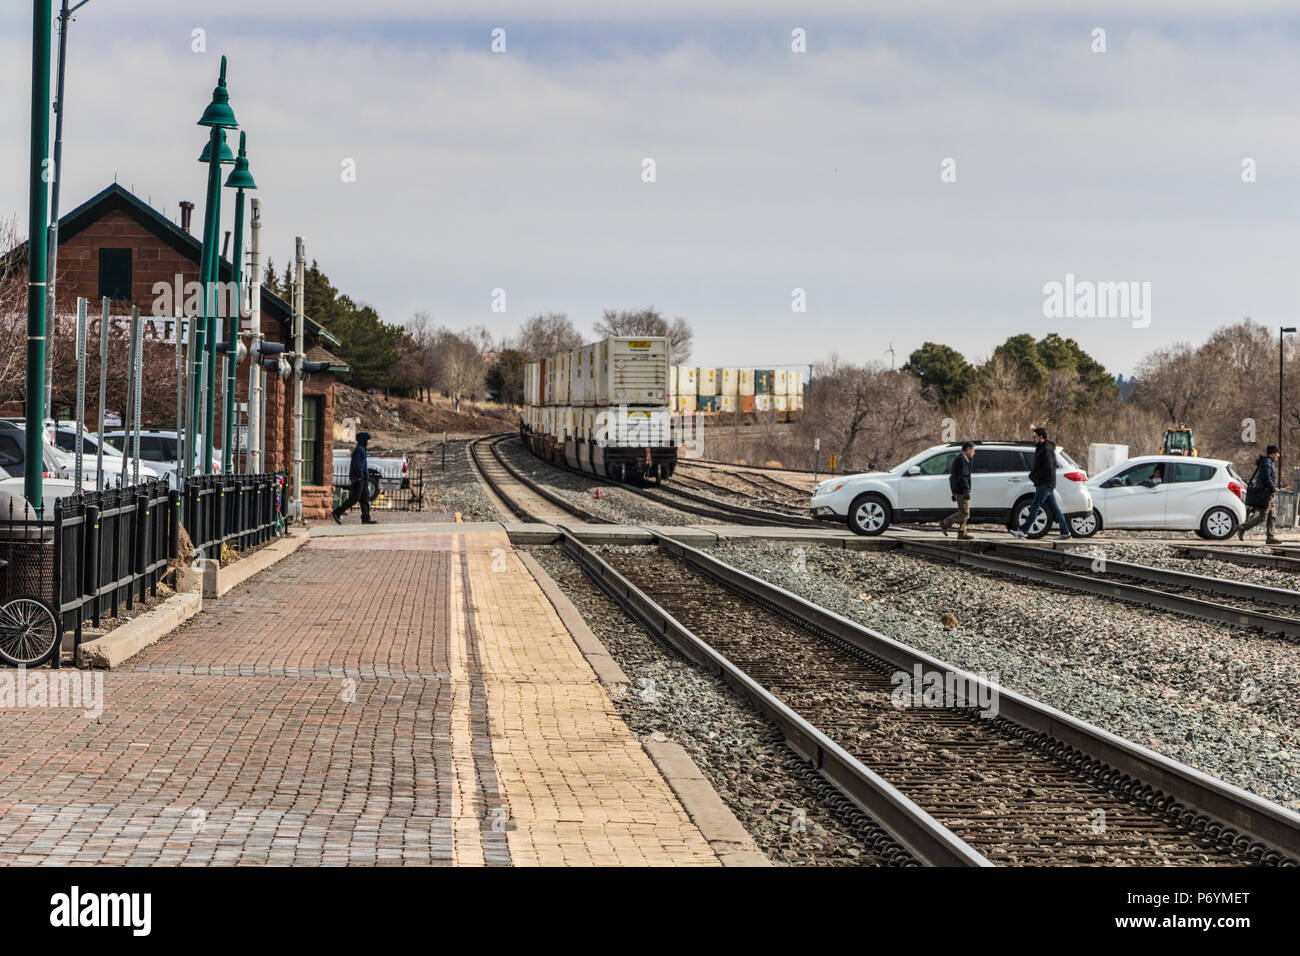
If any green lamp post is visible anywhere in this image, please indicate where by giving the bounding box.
[194,56,237,477]
[25,0,53,515]
[222,132,257,473]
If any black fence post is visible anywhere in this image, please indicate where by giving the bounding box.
[85,503,101,630]
[169,489,181,560]
[135,493,149,605]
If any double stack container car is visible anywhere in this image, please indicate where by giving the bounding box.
[522,336,676,482]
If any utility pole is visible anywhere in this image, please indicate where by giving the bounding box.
[1281,326,1295,480]
[43,0,92,423]
[25,0,54,515]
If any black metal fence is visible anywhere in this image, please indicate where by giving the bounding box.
[183,472,285,557]
[53,479,173,647]
[332,468,424,512]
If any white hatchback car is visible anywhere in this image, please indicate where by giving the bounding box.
[810,442,1093,537]
[1071,455,1247,539]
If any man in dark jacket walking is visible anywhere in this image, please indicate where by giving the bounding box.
[1239,445,1281,543]
[939,442,975,539]
[1014,427,1070,540]
[332,432,377,525]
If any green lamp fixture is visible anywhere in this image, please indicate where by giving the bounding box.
[224,132,257,190]
[198,128,236,164]
[197,55,238,129]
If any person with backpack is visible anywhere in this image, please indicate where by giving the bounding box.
[1013,427,1071,540]
[1239,445,1281,543]
[939,442,975,539]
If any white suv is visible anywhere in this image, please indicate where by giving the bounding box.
[810,441,1094,537]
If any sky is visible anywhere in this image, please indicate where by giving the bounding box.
[3,1,1300,376]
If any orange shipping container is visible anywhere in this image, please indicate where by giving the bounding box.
[739,395,755,413]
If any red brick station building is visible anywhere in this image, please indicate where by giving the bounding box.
[15,183,346,518]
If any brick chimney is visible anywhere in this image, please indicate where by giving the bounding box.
[179,200,195,233]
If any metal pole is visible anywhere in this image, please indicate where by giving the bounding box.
[247,197,262,473]
[1281,327,1296,477]
[224,186,245,473]
[190,127,220,480]
[258,367,267,474]
[121,307,139,482]
[175,309,183,485]
[130,306,142,486]
[74,296,86,489]
[292,237,305,521]
[96,296,106,491]
[44,0,69,422]
[25,0,54,515]
[204,164,223,474]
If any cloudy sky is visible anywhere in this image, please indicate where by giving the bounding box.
[3,1,1299,375]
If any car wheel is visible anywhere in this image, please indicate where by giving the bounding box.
[366,472,381,502]
[1201,507,1237,540]
[1069,509,1101,538]
[848,493,891,536]
[1012,499,1051,539]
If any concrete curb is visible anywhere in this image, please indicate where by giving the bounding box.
[76,592,203,668]
[642,739,771,867]
[204,529,309,598]
[516,550,629,691]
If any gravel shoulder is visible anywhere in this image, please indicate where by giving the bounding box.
[527,545,901,865]
[704,540,1300,810]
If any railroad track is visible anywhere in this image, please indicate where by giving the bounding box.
[668,468,807,516]
[562,531,1300,866]
[901,539,1300,639]
[468,434,609,525]
[1173,545,1300,573]
[499,435,819,527]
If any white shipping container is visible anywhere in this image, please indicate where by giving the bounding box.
[1087,443,1128,477]
[593,405,672,448]
[674,394,694,414]
[669,365,678,396]
[718,394,736,413]
[755,394,773,412]
[556,353,571,405]
[773,370,788,396]
[698,367,716,397]
[676,365,697,397]
[595,336,670,406]
[774,394,789,412]
[790,369,803,397]
[792,393,804,412]
[739,369,755,397]
[717,368,738,397]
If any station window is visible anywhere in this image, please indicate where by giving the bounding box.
[98,248,133,301]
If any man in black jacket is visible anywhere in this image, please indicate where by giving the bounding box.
[332,431,377,525]
[1015,427,1070,539]
[939,442,975,538]
[1239,445,1280,543]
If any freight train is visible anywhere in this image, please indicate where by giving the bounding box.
[522,336,678,482]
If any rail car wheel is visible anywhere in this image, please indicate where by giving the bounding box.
[0,595,61,667]
[848,493,891,536]
[1201,507,1237,541]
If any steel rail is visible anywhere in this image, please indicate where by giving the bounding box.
[651,533,1300,863]
[468,434,611,526]
[559,529,990,867]
[899,540,1300,639]
[1173,545,1300,573]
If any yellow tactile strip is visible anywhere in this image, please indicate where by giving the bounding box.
[457,535,719,866]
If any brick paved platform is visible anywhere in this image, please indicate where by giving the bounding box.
[0,528,717,866]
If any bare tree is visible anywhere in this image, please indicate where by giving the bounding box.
[516,312,583,359]
[0,216,29,405]
[594,308,693,364]
[433,328,486,411]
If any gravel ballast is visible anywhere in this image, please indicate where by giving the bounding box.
[703,540,1300,810]
[527,545,900,865]
[497,437,715,526]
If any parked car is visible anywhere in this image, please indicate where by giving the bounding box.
[1071,456,1246,539]
[0,421,74,482]
[101,428,224,488]
[51,425,160,486]
[810,441,1093,537]
[0,475,83,512]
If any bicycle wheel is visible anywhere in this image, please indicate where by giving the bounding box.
[0,595,61,667]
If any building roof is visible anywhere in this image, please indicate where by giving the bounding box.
[306,344,349,374]
[28,183,342,349]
